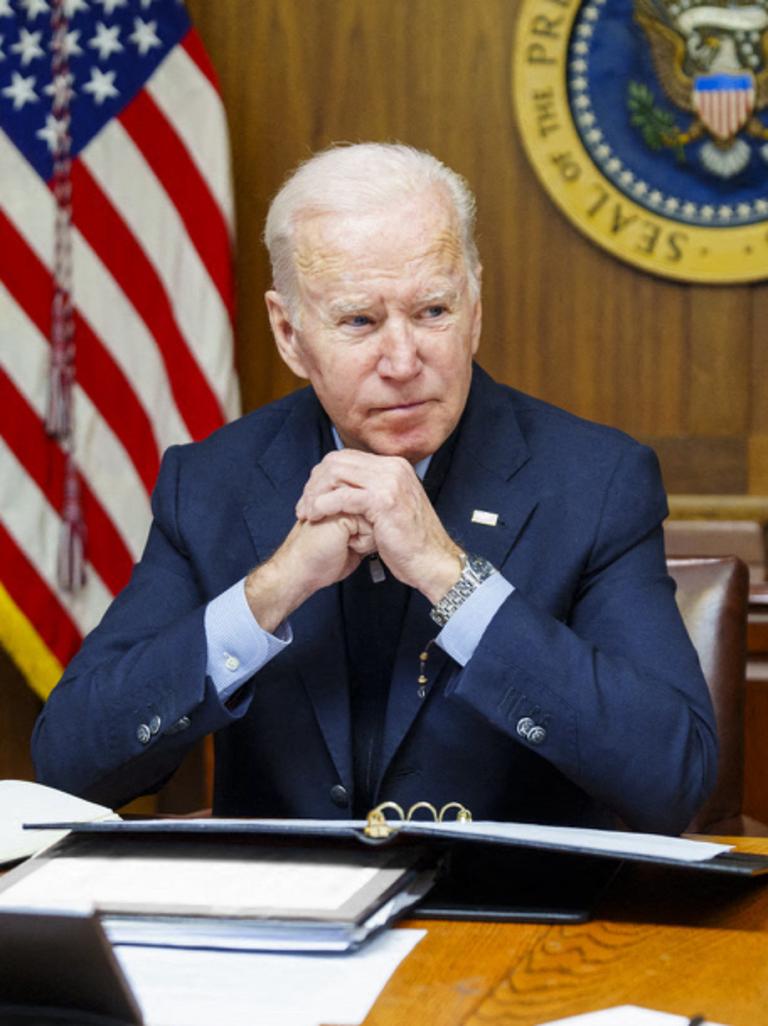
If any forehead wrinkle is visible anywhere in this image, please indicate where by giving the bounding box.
[427,227,464,263]
[294,244,349,279]
[293,208,467,291]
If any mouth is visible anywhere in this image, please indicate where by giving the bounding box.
[376,399,432,415]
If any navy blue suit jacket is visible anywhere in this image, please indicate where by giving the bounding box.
[33,366,717,832]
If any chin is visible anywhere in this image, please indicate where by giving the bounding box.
[370,431,442,464]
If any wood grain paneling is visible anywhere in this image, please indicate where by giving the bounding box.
[750,436,768,496]
[744,680,768,824]
[0,650,40,782]
[688,287,753,437]
[642,437,747,495]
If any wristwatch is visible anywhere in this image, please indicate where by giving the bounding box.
[429,551,496,627]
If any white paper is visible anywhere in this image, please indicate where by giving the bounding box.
[0,848,378,914]
[0,779,118,866]
[114,927,426,1026]
[402,820,732,863]
[540,1006,726,1025]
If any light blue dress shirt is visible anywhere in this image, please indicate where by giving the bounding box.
[204,432,514,700]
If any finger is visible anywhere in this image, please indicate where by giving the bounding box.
[298,452,416,514]
[299,485,373,522]
[348,533,377,555]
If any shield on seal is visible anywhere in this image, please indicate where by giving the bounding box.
[693,72,756,141]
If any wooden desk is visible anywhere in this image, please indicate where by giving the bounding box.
[364,837,768,1026]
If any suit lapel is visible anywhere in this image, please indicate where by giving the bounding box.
[378,367,539,785]
[241,390,353,789]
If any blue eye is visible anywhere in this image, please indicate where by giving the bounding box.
[424,305,446,318]
[346,315,372,327]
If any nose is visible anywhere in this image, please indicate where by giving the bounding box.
[377,317,422,380]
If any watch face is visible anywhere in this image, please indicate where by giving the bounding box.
[466,555,494,583]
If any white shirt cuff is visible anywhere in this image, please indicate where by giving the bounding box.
[436,572,514,666]
[204,578,292,701]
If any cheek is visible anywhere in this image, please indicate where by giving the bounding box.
[312,356,370,408]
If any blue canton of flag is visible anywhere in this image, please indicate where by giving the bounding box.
[1,0,190,180]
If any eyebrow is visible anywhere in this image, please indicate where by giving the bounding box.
[327,298,373,319]
[417,287,461,307]
[327,284,463,320]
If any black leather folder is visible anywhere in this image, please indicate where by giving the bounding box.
[19,812,768,926]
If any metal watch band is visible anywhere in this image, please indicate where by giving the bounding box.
[429,552,496,627]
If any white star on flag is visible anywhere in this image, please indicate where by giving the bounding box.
[94,0,127,14]
[2,69,37,108]
[64,0,91,15]
[0,36,5,60]
[89,21,123,60]
[11,27,44,65]
[82,64,119,103]
[0,0,14,16]
[129,16,161,55]
[36,111,70,152]
[18,0,49,20]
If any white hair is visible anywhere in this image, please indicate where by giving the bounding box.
[263,142,480,316]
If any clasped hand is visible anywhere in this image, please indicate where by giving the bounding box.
[245,451,462,633]
[294,450,462,603]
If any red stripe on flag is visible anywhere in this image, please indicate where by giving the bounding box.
[182,28,221,90]
[119,89,234,319]
[2,375,136,595]
[70,160,226,441]
[0,522,83,667]
[0,209,161,494]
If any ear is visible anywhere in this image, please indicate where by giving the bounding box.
[470,265,483,355]
[265,290,309,379]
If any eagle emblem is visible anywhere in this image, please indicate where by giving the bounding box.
[632,0,768,176]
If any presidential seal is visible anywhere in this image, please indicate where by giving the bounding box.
[513,0,768,282]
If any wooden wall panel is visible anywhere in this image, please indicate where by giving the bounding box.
[0,651,39,782]
[688,288,752,437]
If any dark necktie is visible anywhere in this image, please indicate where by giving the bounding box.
[342,422,464,816]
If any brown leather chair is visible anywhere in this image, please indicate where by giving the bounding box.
[668,555,765,834]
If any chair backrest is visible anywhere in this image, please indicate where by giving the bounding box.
[667,555,749,833]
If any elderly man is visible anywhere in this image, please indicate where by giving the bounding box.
[33,143,717,833]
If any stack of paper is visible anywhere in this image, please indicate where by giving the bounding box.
[0,833,435,953]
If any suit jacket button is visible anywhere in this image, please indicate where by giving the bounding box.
[149,715,162,735]
[516,716,534,739]
[330,785,349,808]
[528,725,547,744]
[136,723,151,744]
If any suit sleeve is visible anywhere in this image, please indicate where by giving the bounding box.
[445,442,719,834]
[31,446,256,808]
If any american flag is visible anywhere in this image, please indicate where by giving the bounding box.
[0,0,239,700]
